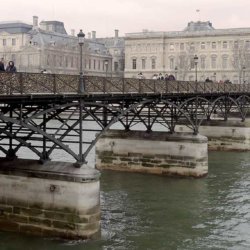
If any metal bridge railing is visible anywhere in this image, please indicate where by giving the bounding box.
[0,72,249,95]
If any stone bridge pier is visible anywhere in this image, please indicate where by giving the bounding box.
[0,160,101,239]
[96,130,208,178]
[177,119,250,151]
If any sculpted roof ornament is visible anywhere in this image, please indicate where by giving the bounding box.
[183,21,215,32]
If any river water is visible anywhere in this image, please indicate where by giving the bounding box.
[0,151,250,250]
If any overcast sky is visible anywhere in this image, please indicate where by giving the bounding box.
[1,0,250,37]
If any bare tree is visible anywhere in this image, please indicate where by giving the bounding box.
[176,44,197,81]
[231,40,250,83]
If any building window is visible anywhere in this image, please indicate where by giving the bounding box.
[201,42,205,49]
[71,57,74,68]
[190,58,195,69]
[211,56,217,69]
[180,43,184,50]
[94,59,96,70]
[151,58,156,69]
[11,54,16,62]
[59,56,62,67]
[142,58,146,69]
[170,43,174,51]
[98,60,101,70]
[234,41,239,49]
[132,59,137,69]
[245,40,250,49]
[3,39,6,46]
[190,42,195,52]
[120,59,124,71]
[89,59,91,69]
[179,55,185,69]
[65,57,68,68]
[222,41,228,49]
[212,42,216,49]
[12,38,16,46]
[114,62,118,71]
[201,57,206,69]
[169,58,174,70]
[53,55,56,67]
[222,56,228,69]
[233,75,238,84]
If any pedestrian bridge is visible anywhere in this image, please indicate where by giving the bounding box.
[0,72,249,164]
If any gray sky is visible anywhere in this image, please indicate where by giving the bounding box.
[1,0,250,37]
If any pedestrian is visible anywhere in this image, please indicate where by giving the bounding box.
[6,61,17,73]
[137,72,144,79]
[158,73,164,80]
[164,74,169,80]
[152,74,158,80]
[168,74,176,81]
[0,58,5,72]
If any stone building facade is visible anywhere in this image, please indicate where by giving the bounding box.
[96,29,125,77]
[0,16,124,77]
[124,21,250,83]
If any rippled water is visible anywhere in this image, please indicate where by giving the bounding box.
[1,151,250,250]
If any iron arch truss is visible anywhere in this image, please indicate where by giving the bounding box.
[0,92,248,166]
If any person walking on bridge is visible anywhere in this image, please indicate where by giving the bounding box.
[0,58,5,72]
[6,61,17,73]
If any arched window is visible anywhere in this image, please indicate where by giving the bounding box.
[141,57,146,69]
[222,55,228,69]
[211,55,217,69]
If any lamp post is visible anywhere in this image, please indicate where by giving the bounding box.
[194,55,198,82]
[104,60,108,77]
[242,66,246,84]
[174,66,178,80]
[77,29,85,93]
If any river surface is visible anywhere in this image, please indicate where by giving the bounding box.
[0,151,250,250]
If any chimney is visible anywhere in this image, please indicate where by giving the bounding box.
[115,29,119,39]
[71,29,75,36]
[92,31,96,40]
[88,32,91,39]
[33,16,38,29]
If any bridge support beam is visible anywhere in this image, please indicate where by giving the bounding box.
[96,130,208,178]
[177,120,250,151]
[0,159,101,239]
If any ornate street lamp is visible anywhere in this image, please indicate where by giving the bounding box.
[104,60,108,77]
[213,72,217,82]
[77,29,85,93]
[242,66,246,83]
[194,55,198,82]
[174,66,178,80]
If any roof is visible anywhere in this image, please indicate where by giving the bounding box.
[125,21,250,39]
[183,21,215,32]
[0,21,32,34]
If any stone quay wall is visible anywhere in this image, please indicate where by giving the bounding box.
[96,130,208,177]
[0,159,101,239]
